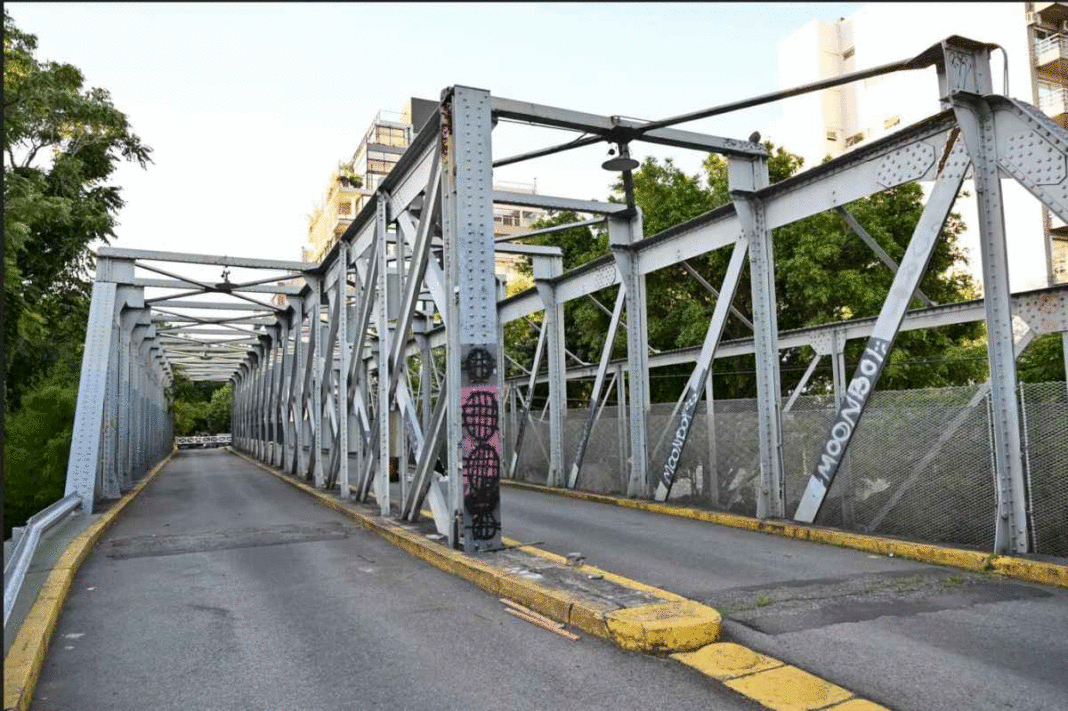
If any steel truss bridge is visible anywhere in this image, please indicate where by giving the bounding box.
[65,36,1068,558]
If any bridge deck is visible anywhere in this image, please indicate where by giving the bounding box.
[31,450,761,711]
[501,486,1068,711]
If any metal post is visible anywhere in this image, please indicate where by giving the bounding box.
[338,243,351,497]
[616,366,629,493]
[440,85,503,551]
[704,372,718,505]
[534,254,566,487]
[830,333,854,527]
[730,155,785,518]
[609,211,651,497]
[375,194,392,515]
[65,275,119,512]
[947,41,1029,553]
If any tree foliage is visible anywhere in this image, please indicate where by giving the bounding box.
[167,372,231,436]
[3,382,77,537]
[3,10,152,409]
[505,143,988,405]
[3,11,151,533]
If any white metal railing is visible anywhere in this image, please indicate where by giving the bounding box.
[1040,85,1068,116]
[1035,34,1068,60]
[175,433,232,449]
[4,494,81,628]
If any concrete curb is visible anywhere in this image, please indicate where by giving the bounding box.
[500,479,1068,589]
[229,449,722,655]
[3,451,176,711]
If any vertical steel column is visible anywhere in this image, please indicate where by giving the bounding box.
[65,274,119,512]
[297,294,313,477]
[704,373,718,505]
[440,85,503,551]
[730,156,785,518]
[117,310,137,489]
[311,277,324,486]
[533,254,566,487]
[338,243,351,497]
[255,340,267,461]
[609,211,651,497]
[287,299,304,474]
[375,194,392,515]
[265,326,279,464]
[830,333,854,526]
[616,366,629,492]
[274,319,290,468]
[100,308,122,499]
[948,42,1029,553]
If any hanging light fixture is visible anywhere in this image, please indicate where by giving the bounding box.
[602,142,639,172]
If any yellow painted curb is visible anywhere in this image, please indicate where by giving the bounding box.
[673,642,892,710]
[604,600,721,653]
[501,479,1068,589]
[3,450,176,711]
[725,664,854,711]
[672,642,784,680]
[230,449,721,654]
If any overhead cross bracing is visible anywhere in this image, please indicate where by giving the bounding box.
[67,36,1068,558]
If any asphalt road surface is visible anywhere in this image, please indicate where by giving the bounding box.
[501,485,1068,711]
[32,450,762,711]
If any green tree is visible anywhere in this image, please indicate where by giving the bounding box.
[504,143,985,404]
[1018,333,1066,383]
[3,383,77,537]
[3,10,152,410]
[167,371,231,436]
[3,11,151,534]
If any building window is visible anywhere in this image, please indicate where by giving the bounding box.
[845,131,865,147]
[826,130,838,141]
[884,115,901,129]
[842,46,855,60]
[366,150,399,174]
[338,201,352,216]
[374,126,408,148]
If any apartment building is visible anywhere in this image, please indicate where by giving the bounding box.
[772,2,1067,290]
[302,98,546,285]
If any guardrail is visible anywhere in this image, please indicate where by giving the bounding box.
[175,434,232,449]
[3,493,81,628]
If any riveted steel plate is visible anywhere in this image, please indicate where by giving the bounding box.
[876,141,936,188]
[1002,131,1067,187]
[1016,291,1068,334]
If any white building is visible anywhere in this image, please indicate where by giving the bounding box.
[771,2,1066,292]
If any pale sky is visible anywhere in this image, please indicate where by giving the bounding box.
[7,1,866,266]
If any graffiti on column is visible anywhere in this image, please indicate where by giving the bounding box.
[460,346,501,543]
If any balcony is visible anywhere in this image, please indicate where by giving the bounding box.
[1035,34,1068,74]
[1034,2,1068,25]
[1039,85,1068,126]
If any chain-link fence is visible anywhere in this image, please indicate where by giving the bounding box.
[509,380,1068,557]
